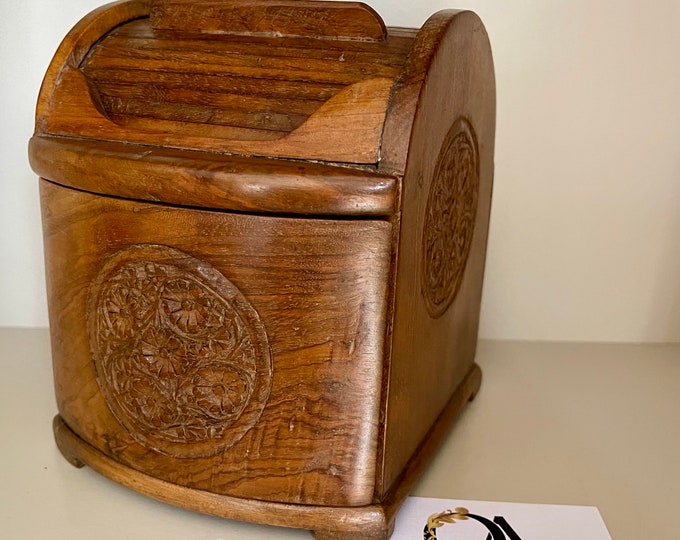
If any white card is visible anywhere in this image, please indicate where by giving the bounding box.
[392,497,612,540]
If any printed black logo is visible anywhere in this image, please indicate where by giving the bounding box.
[424,508,523,539]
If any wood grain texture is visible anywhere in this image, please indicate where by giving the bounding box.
[379,10,464,175]
[36,4,413,164]
[35,0,150,130]
[34,1,496,538]
[84,20,403,85]
[41,179,392,506]
[377,10,496,496]
[53,416,392,535]
[29,136,398,217]
[87,244,274,458]
[41,66,395,163]
[52,363,480,538]
[113,17,414,53]
[150,0,387,41]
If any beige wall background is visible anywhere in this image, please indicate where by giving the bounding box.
[1,0,679,342]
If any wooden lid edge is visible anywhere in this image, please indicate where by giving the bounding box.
[29,135,398,217]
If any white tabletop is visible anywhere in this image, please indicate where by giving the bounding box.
[1,328,678,539]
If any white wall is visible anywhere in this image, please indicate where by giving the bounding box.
[2,0,679,342]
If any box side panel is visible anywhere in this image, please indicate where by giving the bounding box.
[378,12,496,496]
[40,180,391,507]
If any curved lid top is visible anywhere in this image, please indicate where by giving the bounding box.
[35,0,416,166]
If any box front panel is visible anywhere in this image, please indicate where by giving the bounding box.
[40,179,391,507]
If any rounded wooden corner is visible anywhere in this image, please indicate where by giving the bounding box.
[36,0,151,129]
[380,9,495,175]
[50,413,394,536]
[49,348,482,538]
[53,415,86,468]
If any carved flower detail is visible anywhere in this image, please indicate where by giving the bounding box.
[103,284,147,339]
[139,327,185,379]
[161,278,223,334]
[124,373,179,429]
[186,365,252,421]
[89,245,272,458]
[422,118,480,318]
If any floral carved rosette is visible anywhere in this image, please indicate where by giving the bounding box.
[422,117,480,318]
[88,245,271,458]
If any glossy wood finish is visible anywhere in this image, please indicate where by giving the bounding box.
[53,364,481,538]
[41,179,391,506]
[35,0,152,128]
[40,68,393,164]
[37,1,413,164]
[32,1,495,538]
[377,10,496,496]
[150,1,388,41]
[29,136,397,217]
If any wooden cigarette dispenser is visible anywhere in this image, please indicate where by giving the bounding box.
[29,1,495,537]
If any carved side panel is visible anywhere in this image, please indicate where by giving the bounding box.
[421,117,480,318]
[88,244,272,458]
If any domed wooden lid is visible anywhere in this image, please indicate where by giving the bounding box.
[31,0,495,216]
[34,0,416,165]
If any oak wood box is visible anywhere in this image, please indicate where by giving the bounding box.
[29,1,495,537]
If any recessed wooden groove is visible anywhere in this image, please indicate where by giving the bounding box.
[83,68,345,101]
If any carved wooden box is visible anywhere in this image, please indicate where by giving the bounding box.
[29,1,495,538]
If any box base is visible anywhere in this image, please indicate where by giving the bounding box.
[53,364,481,539]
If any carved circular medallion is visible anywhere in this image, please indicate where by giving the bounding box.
[88,245,271,458]
[422,117,480,318]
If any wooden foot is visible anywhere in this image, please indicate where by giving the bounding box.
[49,364,481,540]
[314,525,393,540]
[53,415,85,468]
[468,365,482,402]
